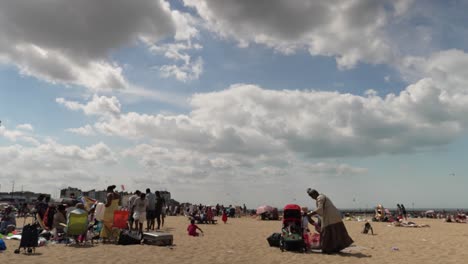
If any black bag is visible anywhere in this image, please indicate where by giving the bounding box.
[267,233,281,247]
[14,223,39,254]
[117,230,142,245]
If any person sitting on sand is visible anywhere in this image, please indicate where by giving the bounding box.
[52,204,67,240]
[374,204,386,222]
[0,206,16,235]
[187,219,204,236]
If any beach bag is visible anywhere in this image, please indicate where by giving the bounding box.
[113,210,129,229]
[117,230,142,245]
[0,238,6,251]
[15,223,39,254]
[267,233,281,247]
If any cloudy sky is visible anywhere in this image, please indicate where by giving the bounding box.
[1,0,468,209]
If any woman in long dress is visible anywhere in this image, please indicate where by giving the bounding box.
[307,188,353,254]
[100,185,120,241]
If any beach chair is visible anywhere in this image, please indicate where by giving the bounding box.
[64,210,89,245]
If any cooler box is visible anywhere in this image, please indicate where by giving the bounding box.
[142,232,173,246]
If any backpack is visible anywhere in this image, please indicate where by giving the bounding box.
[267,233,281,247]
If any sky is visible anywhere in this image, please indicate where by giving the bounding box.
[1,0,468,209]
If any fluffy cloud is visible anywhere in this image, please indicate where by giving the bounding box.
[149,13,203,82]
[124,144,367,186]
[184,0,412,68]
[159,56,203,82]
[56,95,121,117]
[16,123,34,131]
[0,141,116,191]
[77,48,468,158]
[0,0,200,90]
[66,125,96,136]
[0,124,39,145]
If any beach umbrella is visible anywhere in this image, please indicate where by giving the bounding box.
[425,210,435,214]
[256,205,274,215]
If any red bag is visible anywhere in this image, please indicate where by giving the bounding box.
[113,210,129,229]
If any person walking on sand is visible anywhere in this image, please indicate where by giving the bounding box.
[222,209,228,224]
[306,188,353,254]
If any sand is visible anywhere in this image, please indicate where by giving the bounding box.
[2,216,468,263]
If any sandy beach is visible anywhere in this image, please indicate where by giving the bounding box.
[2,216,467,264]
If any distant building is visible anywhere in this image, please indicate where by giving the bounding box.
[0,191,50,205]
[82,189,107,202]
[60,187,82,199]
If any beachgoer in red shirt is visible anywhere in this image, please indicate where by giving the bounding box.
[187,219,203,236]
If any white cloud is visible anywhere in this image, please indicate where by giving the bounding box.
[56,94,121,117]
[159,56,203,82]
[0,0,201,90]
[84,70,468,159]
[157,7,204,82]
[16,123,34,131]
[123,144,367,187]
[66,125,96,136]
[0,124,39,145]
[0,141,116,193]
[184,0,411,68]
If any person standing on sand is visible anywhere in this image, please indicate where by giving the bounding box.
[146,189,156,231]
[401,204,407,220]
[100,185,120,241]
[306,188,353,254]
[133,193,148,234]
[127,190,141,230]
[154,191,165,230]
[222,209,228,224]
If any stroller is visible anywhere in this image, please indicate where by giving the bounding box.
[280,204,307,252]
[14,223,40,254]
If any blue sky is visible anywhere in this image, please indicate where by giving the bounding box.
[1,0,468,209]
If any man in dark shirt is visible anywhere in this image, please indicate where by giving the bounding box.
[154,191,166,230]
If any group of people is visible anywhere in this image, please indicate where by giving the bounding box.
[373,203,408,222]
[125,188,166,234]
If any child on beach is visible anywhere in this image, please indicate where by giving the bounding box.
[222,210,228,224]
[187,219,203,236]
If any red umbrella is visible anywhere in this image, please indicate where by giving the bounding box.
[256,205,274,215]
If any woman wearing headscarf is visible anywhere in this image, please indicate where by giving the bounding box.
[307,188,353,254]
[100,185,120,241]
